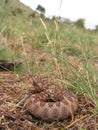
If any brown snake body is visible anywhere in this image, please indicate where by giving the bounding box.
[23,74,78,121]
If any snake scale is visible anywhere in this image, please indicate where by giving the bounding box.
[23,73,78,121]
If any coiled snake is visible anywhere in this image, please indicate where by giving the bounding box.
[23,74,78,121]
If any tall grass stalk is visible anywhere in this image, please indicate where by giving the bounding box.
[20,36,30,72]
[40,17,63,80]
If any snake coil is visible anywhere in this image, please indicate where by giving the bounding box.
[23,74,78,121]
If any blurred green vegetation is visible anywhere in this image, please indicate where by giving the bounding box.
[1,0,98,108]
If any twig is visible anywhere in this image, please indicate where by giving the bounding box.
[66,115,87,129]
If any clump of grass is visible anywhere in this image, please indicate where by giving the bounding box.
[56,40,98,111]
[38,18,98,111]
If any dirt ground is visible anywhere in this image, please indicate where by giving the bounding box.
[0,71,98,130]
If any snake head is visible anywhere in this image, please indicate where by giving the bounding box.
[27,72,50,92]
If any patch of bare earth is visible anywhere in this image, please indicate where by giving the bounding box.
[0,71,98,130]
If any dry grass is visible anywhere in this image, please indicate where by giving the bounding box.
[0,72,98,130]
[0,8,98,129]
